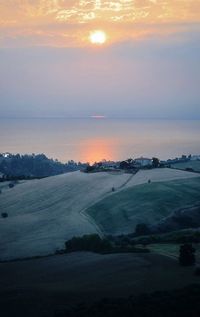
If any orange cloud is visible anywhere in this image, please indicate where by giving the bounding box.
[0,0,200,47]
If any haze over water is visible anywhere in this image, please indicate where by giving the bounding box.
[0,118,199,163]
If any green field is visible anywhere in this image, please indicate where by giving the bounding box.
[149,243,200,263]
[171,160,200,172]
[86,177,200,235]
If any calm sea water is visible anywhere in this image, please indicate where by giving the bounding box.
[0,118,200,163]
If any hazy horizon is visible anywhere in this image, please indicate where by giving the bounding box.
[0,1,200,119]
[1,117,200,163]
[1,115,200,120]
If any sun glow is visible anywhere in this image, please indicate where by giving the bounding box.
[89,30,107,45]
[80,138,117,164]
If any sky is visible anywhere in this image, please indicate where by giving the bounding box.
[0,0,200,119]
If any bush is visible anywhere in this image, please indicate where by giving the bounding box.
[179,243,196,266]
[8,183,14,188]
[85,165,96,173]
[185,167,194,172]
[135,223,151,236]
[194,266,200,276]
[65,234,112,253]
[1,212,8,218]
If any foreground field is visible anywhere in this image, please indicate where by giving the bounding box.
[0,168,199,260]
[86,177,200,235]
[0,251,199,317]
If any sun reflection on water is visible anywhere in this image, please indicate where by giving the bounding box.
[79,138,118,164]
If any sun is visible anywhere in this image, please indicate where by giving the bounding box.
[89,30,107,45]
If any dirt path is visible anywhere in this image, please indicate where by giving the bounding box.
[79,173,136,237]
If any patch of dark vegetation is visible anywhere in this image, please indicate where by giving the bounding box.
[107,229,200,256]
[0,153,87,178]
[1,212,8,218]
[185,167,194,172]
[135,223,151,236]
[194,267,200,276]
[53,284,200,317]
[131,229,200,245]
[8,182,15,188]
[179,243,196,266]
[65,234,149,254]
[130,206,200,239]
[65,234,112,253]
[0,175,47,182]
[150,205,200,234]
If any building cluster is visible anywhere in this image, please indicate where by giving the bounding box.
[93,157,154,171]
[92,154,200,172]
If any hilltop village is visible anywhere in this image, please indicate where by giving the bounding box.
[85,154,200,173]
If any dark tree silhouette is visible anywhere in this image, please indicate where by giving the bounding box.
[0,153,87,178]
[135,223,151,236]
[152,157,160,168]
[1,213,8,218]
[179,243,196,266]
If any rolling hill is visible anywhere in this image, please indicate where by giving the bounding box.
[86,177,200,235]
[0,168,199,260]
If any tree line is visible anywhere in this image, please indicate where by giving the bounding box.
[0,153,87,178]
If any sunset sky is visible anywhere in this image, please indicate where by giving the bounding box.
[0,0,200,118]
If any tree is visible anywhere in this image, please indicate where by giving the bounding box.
[65,234,112,253]
[1,212,8,218]
[120,160,132,169]
[135,223,151,236]
[179,243,196,266]
[152,157,160,168]
[85,165,95,173]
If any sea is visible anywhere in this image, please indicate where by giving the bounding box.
[0,118,200,163]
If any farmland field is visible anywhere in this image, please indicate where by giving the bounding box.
[171,160,200,172]
[0,251,199,317]
[86,177,200,235]
[0,168,199,260]
[149,243,200,264]
[0,171,130,260]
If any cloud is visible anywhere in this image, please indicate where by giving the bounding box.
[0,0,200,47]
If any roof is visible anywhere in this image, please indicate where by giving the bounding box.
[135,157,152,161]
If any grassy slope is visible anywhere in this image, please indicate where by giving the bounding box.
[0,171,130,260]
[123,167,200,188]
[171,160,200,172]
[149,243,200,262]
[0,168,199,260]
[86,177,200,235]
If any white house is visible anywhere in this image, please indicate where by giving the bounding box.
[134,157,152,167]
[191,155,200,161]
[2,152,11,158]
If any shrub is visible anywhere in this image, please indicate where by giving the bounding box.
[8,183,14,188]
[179,243,196,266]
[1,212,8,218]
[194,266,200,276]
[85,165,96,173]
[65,234,111,253]
[135,223,151,236]
[185,167,194,172]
